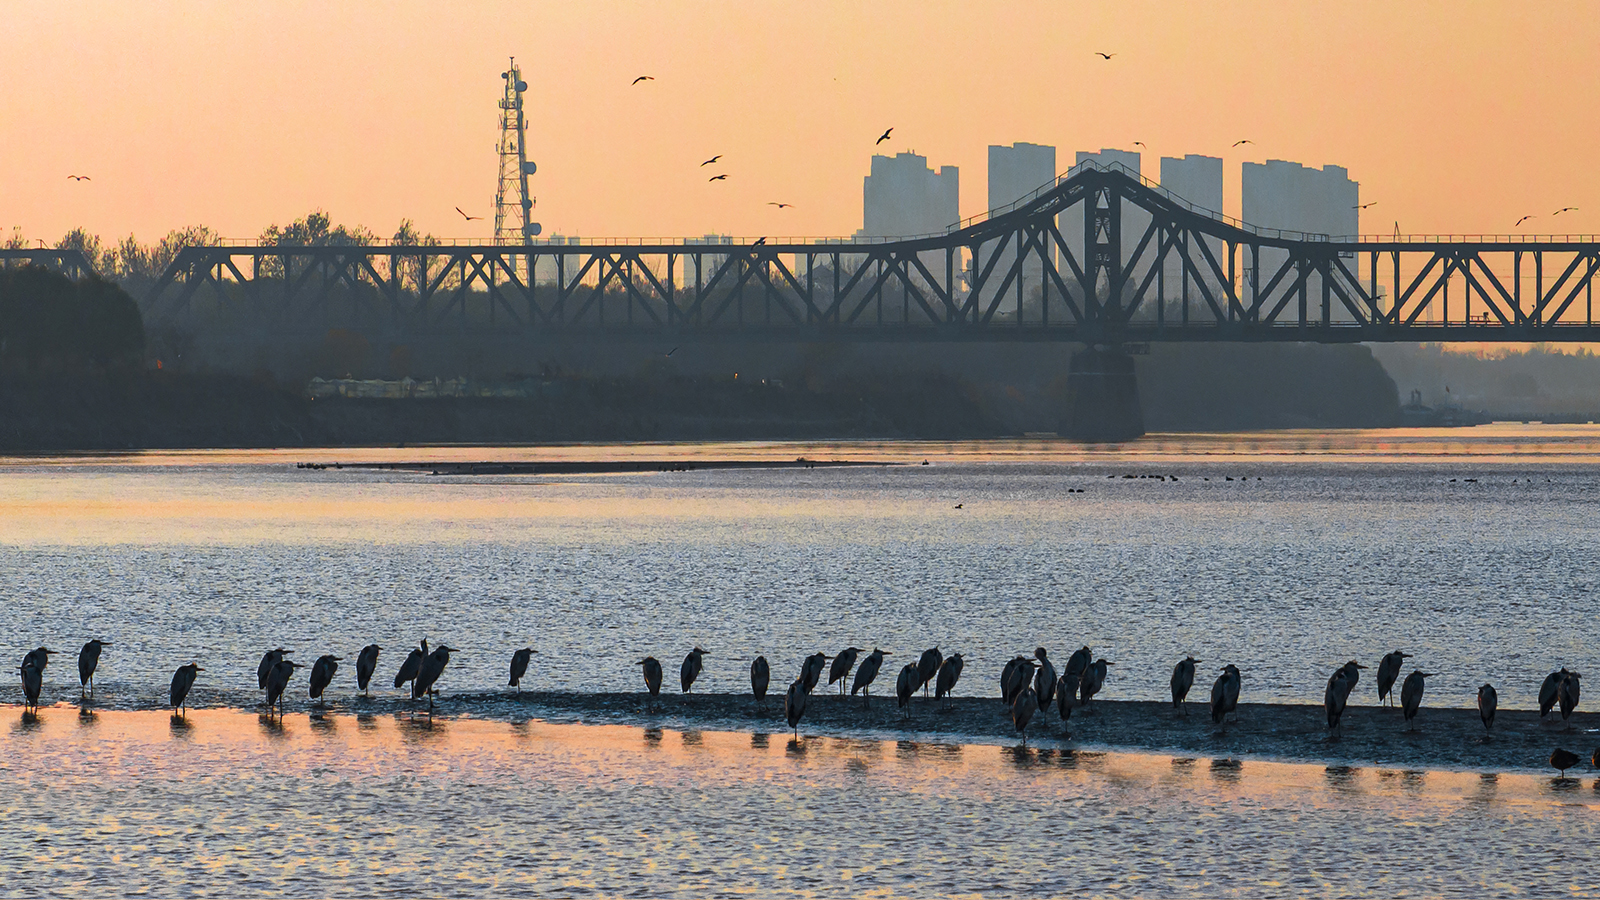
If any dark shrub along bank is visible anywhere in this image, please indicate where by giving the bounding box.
[0,266,144,371]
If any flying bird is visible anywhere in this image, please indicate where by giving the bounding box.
[1095,52,1116,59]
[700,155,721,166]
[66,175,91,181]
[1554,207,1578,215]
[767,202,793,208]
[1132,141,1145,148]
[1355,201,1377,209]
[1515,215,1534,227]
[1232,139,1253,147]
[456,207,482,221]
[709,174,727,182]
[876,127,893,145]
[632,76,654,85]
[666,347,678,357]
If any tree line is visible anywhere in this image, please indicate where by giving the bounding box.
[0,266,144,372]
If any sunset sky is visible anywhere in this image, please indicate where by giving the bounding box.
[5,1,1599,245]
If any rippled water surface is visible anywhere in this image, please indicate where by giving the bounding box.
[2,709,1596,898]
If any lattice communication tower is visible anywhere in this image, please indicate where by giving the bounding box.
[494,58,540,243]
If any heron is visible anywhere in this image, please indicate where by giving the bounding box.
[1325,668,1353,733]
[308,654,341,702]
[1003,657,1036,708]
[680,648,708,693]
[1477,683,1498,731]
[916,648,943,697]
[784,678,807,736]
[1171,656,1198,712]
[1376,650,1410,707]
[1012,686,1039,744]
[800,652,830,695]
[23,647,56,673]
[413,645,458,709]
[78,640,108,696]
[170,663,202,716]
[751,655,770,709]
[895,662,918,717]
[394,640,427,691]
[1558,671,1582,730]
[356,644,381,696]
[1065,646,1092,680]
[1080,659,1112,707]
[829,648,863,697]
[1000,656,1025,705]
[1339,660,1366,693]
[1551,747,1581,777]
[1033,648,1057,710]
[258,648,291,690]
[1056,673,1076,731]
[1540,669,1567,718]
[509,648,537,692]
[1211,665,1241,726]
[851,649,887,707]
[264,659,303,717]
[19,663,42,712]
[934,653,964,707]
[638,656,663,698]
[1400,670,1433,730]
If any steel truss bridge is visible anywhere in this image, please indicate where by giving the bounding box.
[9,163,1600,344]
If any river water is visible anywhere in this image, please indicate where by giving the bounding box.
[1,428,1599,896]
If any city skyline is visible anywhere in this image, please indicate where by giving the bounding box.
[4,1,1598,243]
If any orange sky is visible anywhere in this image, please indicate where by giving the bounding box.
[4,1,1599,244]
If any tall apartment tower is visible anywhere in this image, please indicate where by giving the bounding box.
[987,142,1057,301]
[1159,154,1226,301]
[1242,160,1360,320]
[863,152,960,238]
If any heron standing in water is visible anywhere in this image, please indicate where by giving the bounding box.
[1324,667,1353,733]
[1558,671,1582,730]
[829,648,863,696]
[934,653,964,707]
[1539,669,1567,719]
[1065,646,1092,680]
[681,647,708,693]
[1057,671,1080,729]
[264,659,302,717]
[170,663,202,717]
[1011,686,1039,744]
[1211,664,1241,726]
[784,678,807,736]
[19,663,42,712]
[1376,650,1410,707]
[258,648,290,690]
[1551,747,1581,777]
[1400,670,1433,730]
[413,645,458,709]
[1079,658,1112,707]
[638,656,664,698]
[394,640,427,692]
[308,654,340,702]
[1033,648,1057,710]
[355,644,381,696]
[509,648,537,692]
[78,640,108,697]
[1477,683,1498,731]
[851,649,887,707]
[800,652,830,695]
[1171,656,1198,712]
[751,656,770,709]
[895,661,919,717]
[916,648,943,697]
[1000,656,1026,706]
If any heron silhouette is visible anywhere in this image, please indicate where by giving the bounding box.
[829,648,863,696]
[258,648,290,690]
[394,640,427,692]
[170,663,202,717]
[413,645,458,710]
[355,644,381,696]
[1171,656,1198,712]
[638,656,664,698]
[309,655,340,702]
[1376,650,1410,707]
[1211,664,1241,727]
[784,678,807,736]
[509,648,537,692]
[934,653,964,708]
[751,655,770,709]
[78,640,108,696]
[851,648,887,707]
[1477,683,1498,731]
[680,648,708,693]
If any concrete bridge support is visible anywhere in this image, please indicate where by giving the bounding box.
[1060,347,1145,442]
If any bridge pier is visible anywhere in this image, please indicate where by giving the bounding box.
[1060,347,1145,442]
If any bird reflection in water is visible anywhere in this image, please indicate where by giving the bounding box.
[77,704,99,727]
[258,713,287,739]
[680,729,703,748]
[355,712,378,731]
[13,711,42,733]
[168,714,192,738]
[1323,765,1359,792]
[1210,757,1242,783]
[309,712,337,734]
[749,732,769,750]
[785,737,806,757]
[1005,744,1038,769]
[641,726,663,748]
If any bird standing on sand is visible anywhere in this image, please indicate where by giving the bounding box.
[170,663,202,716]
[829,648,863,696]
[258,648,290,691]
[1211,664,1241,726]
[265,659,302,717]
[1551,747,1581,777]
[1540,669,1567,718]
[1376,650,1410,707]
[751,655,770,709]
[1001,656,1035,707]
[1478,683,1498,731]
[851,648,887,707]
[916,648,943,697]
[413,645,458,709]
[1080,658,1112,707]
[308,654,340,701]
[800,652,830,695]
[1400,670,1433,730]
[1325,667,1353,733]
[934,653,964,707]
[356,644,381,696]
[78,640,108,696]
[681,648,707,693]
[784,678,807,736]
[1339,660,1366,695]
[1558,671,1581,729]
[509,647,537,692]
[20,663,42,712]
[638,656,663,698]
[23,647,56,674]
[895,662,918,717]
[394,640,427,691]
[1066,646,1092,681]
[1033,648,1057,710]
[1171,657,1198,712]
[1012,686,1039,744]
[1056,673,1077,731]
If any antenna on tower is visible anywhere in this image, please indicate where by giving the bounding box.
[494,58,540,244]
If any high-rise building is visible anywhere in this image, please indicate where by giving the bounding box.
[1159,154,1226,304]
[863,152,960,238]
[1241,160,1360,320]
[986,142,1057,302]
